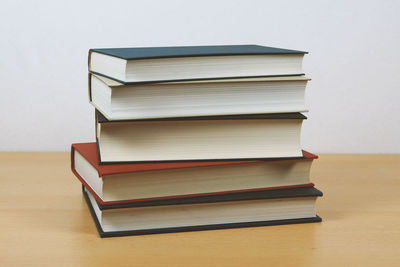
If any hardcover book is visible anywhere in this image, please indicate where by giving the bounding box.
[90,73,310,120]
[83,185,322,237]
[88,45,307,84]
[95,111,306,164]
[72,142,318,205]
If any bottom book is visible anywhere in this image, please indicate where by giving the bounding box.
[83,185,322,238]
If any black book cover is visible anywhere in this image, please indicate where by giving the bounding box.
[95,185,323,210]
[95,109,307,123]
[90,72,306,85]
[82,185,322,237]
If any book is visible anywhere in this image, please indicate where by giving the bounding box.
[71,142,318,205]
[90,73,310,120]
[95,111,306,164]
[83,185,322,237]
[88,45,307,84]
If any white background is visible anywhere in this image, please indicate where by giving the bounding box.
[1,0,399,153]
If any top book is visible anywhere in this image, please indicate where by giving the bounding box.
[88,45,307,84]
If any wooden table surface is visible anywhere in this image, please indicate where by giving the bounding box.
[0,153,399,266]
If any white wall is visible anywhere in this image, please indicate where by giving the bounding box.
[1,0,399,153]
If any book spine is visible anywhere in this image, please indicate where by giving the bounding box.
[87,50,92,71]
[88,73,93,102]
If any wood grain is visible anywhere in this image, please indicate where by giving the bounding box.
[0,153,399,266]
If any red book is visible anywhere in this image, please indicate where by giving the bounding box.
[71,142,317,205]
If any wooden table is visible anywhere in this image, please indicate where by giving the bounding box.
[0,153,399,266]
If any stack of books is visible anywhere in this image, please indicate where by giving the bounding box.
[71,45,323,237]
